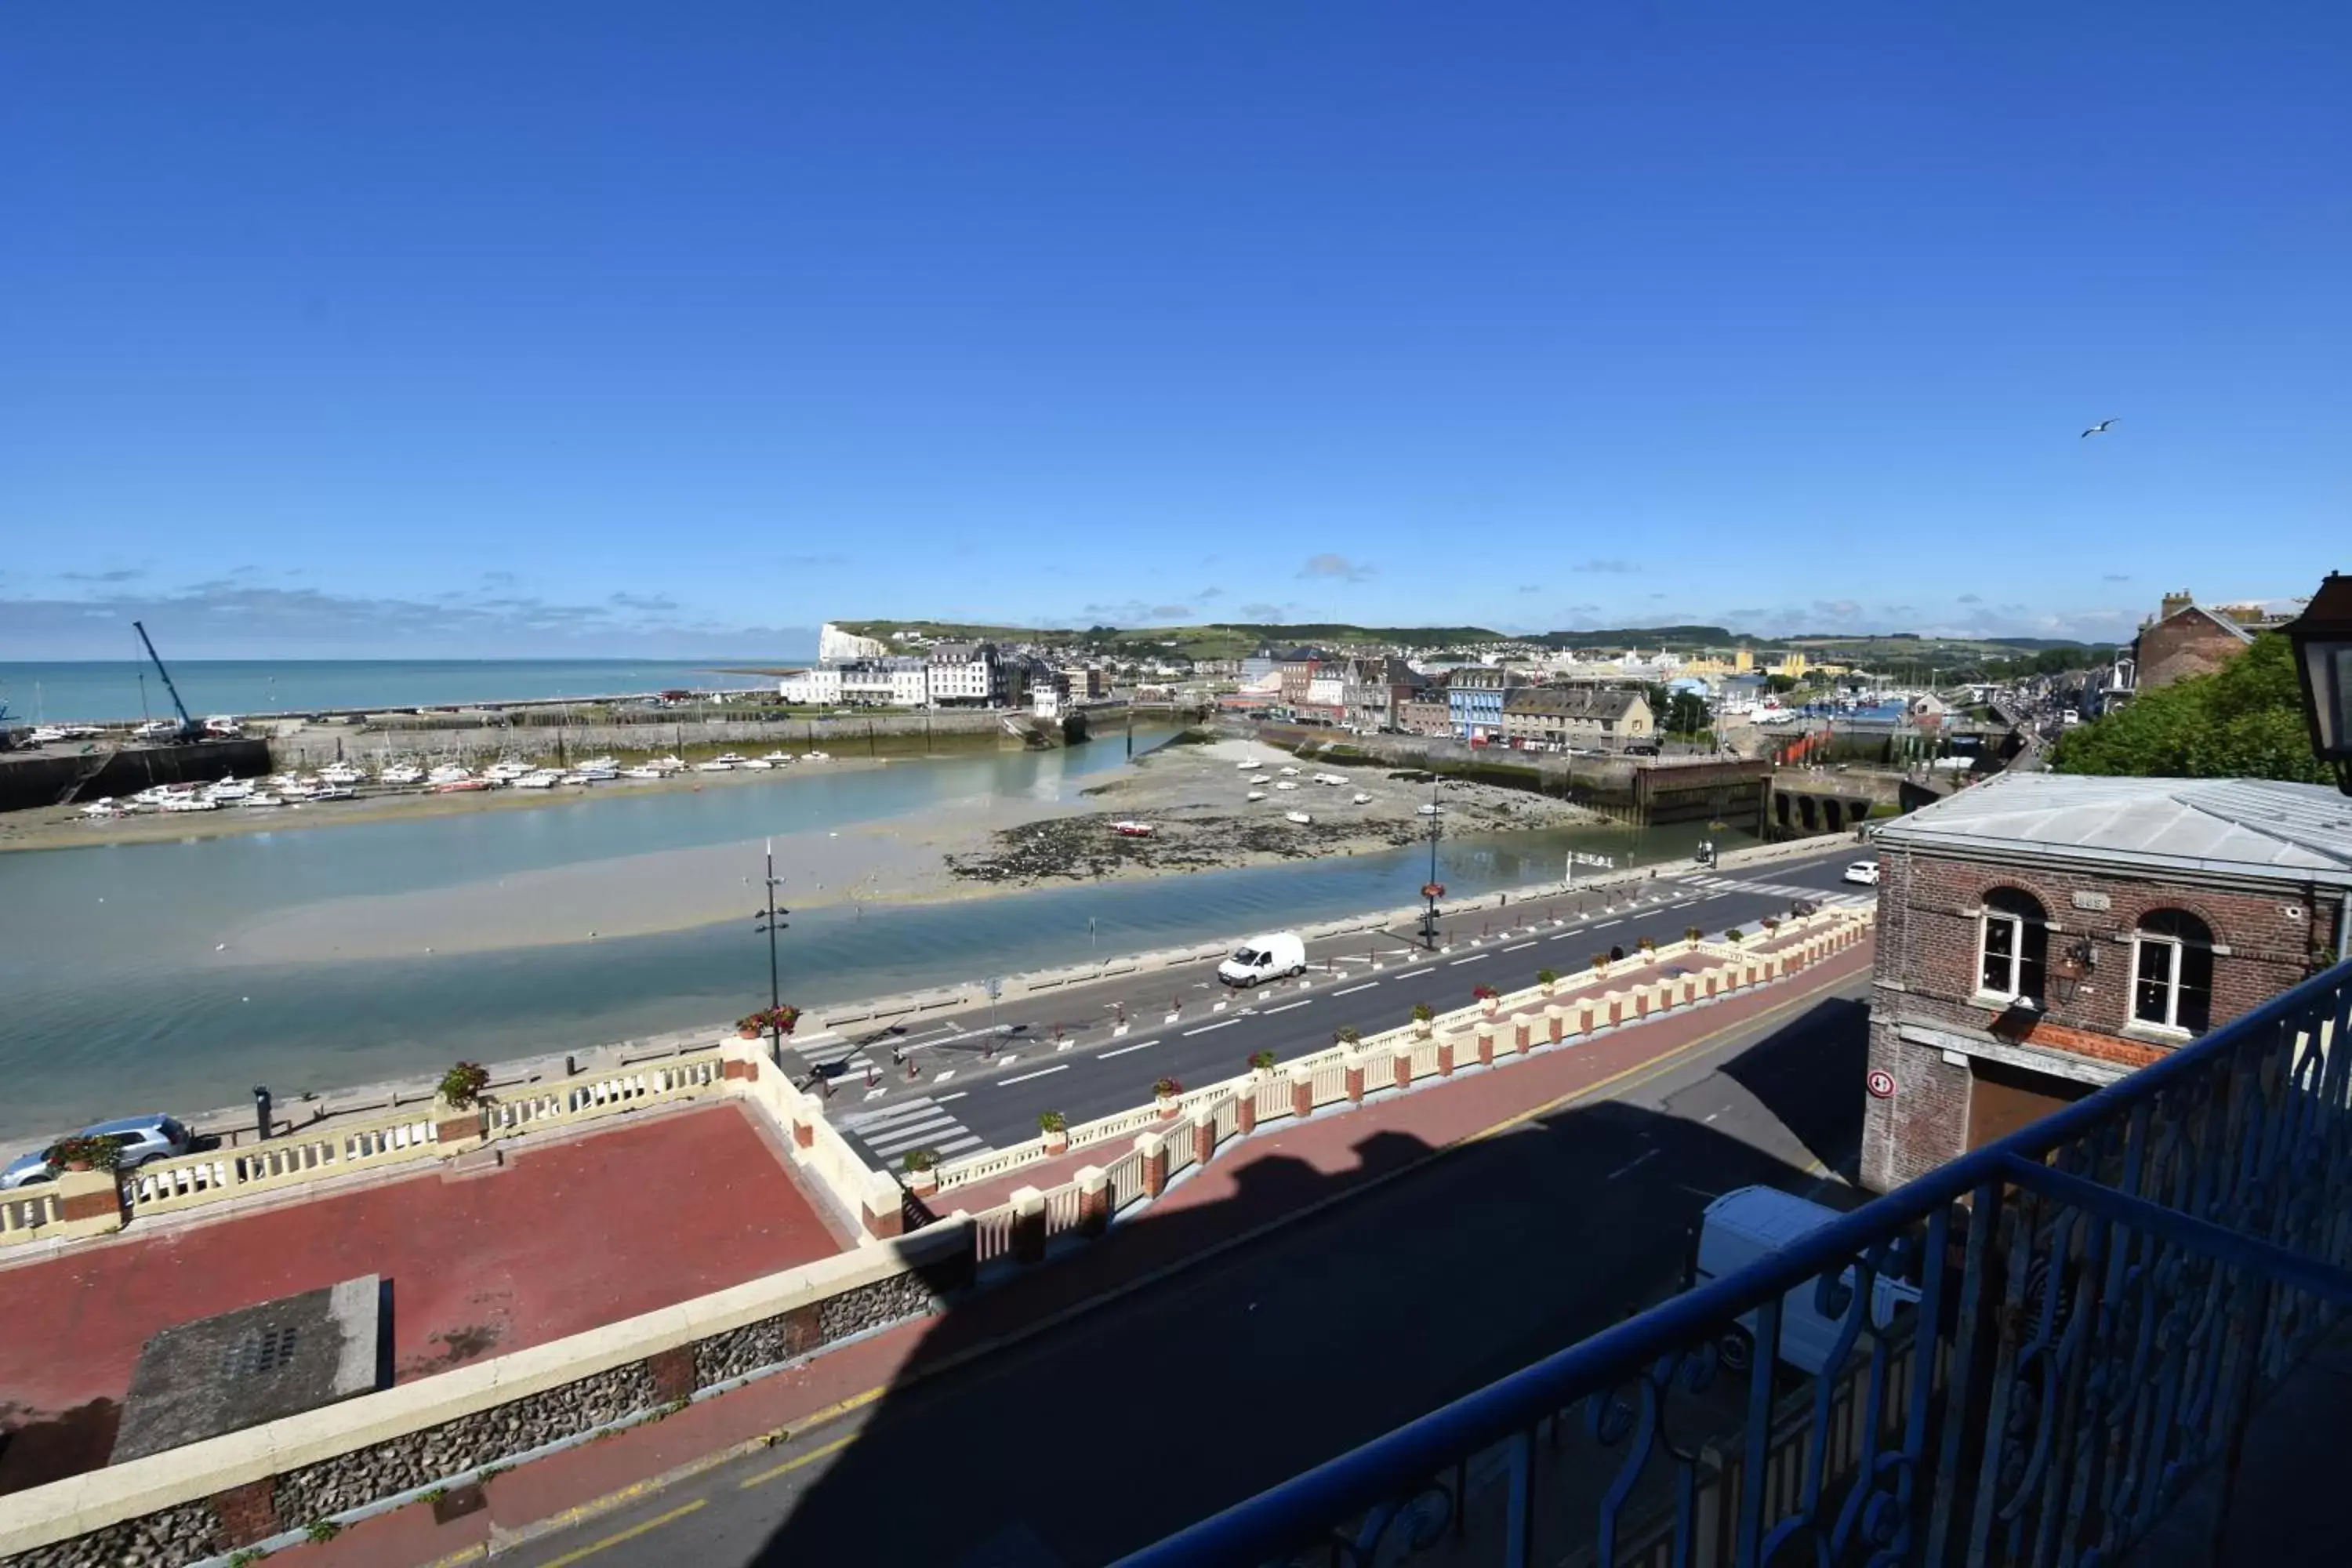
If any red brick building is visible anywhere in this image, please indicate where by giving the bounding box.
[1860,773,2352,1192]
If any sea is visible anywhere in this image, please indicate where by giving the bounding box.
[0,658,811,726]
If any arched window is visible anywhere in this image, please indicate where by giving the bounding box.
[2132,909,2214,1035]
[1979,888,2048,1004]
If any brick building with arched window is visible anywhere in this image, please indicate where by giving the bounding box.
[1857,773,2352,1193]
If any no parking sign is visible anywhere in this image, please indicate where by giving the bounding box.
[1866,1069,1896,1100]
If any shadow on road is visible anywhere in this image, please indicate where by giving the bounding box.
[746,993,1868,1566]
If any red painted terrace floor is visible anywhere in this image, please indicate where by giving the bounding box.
[0,1101,845,1494]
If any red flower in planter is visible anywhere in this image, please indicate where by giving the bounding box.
[1472,985,1501,1001]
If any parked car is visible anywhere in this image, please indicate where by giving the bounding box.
[1690,1185,1922,1376]
[0,1114,192,1189]
[1842,860,1882,887]
[1217,931,1308,987]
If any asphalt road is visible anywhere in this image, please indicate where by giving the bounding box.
[508,964,1874,1568]
[785,847,1870,1164]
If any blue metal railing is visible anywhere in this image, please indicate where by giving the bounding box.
[1120,960,2352,1568]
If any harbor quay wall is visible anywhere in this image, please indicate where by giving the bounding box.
[267,708,1051,768]
[0,739,273,813]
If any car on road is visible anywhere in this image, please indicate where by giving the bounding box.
[1691,1185,1922,1376]
[1217,931,1307,987]
[0,1114,192,1189]
[1842,860,1882,886]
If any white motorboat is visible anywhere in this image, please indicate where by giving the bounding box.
[760,751,794,764]
[313,785,356,800]
[318,763,365,786]
[1278,766,1299,776]
[426,764,472,786]
[619,764,664,780]
[484,760,535,783]
[1284,810,1312,825]
[279,781,319,802]
[713,752,750,766]
[79,797,122,818]
[1246,790,1266,801]
[801,751,832,762]
[574,764,619,781]
[242,793,285,808]
[1276,780,1299,791]
[738,757,775,770]
[206,779,254,803]
[651,755,686,774]
[578,757,619,772]
[695,759,734,773]
[1250,775,1272,785]
[379,763,426,786]
[1314,773,1347,786]
[161,794,220,813]
[1235,757,1258,770]
[1417,802,1442,816]
[1352,792,1374,804]
[514,770,562,789]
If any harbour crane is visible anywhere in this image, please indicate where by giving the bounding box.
[132,621,204,741]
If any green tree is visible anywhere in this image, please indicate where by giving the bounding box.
[1663,690,1710,735]
[2051,633,2326,783]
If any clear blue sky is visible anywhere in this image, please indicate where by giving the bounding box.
[3,2,2346,657]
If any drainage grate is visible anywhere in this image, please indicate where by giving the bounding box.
[220,1325,300,1379]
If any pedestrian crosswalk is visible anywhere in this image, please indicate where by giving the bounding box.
[787,1030,880,1082]
[1671,873,1874,908]
[837,1095,988,1163]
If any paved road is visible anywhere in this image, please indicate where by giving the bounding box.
[508,969,1874,1568]
[785,848,1869,1164]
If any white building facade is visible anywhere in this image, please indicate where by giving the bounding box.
[927,643,1000,706]
[776,666,844,706]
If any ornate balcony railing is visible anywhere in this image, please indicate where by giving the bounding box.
[1120,959,2352,1568]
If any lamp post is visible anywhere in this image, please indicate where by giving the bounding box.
[2285,571,2352,797]
[753,839,790,1069]
[1420,773,1445,949]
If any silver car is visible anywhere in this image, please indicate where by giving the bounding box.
[0,1114,192,1189]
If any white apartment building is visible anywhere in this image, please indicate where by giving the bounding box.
[839,658,930,708]
[777,666,844,706]
[927,642,1000,706]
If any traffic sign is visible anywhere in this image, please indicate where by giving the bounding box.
[1866,1069,1896,1100]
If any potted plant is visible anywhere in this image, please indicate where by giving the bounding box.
[1332,1025,1362,1047]
[43,1133,124,1175]
[1592,951,1613,977]
[1037,1110,1069,1154]
[738,1005,800,1040]
[1410,1001,1435,1038]
[1762,915,1782,936]
[437,1062,492,1111]
[1152,1076,1184,1116]
[1636,936,1658,963]
[1536,967,1559,996]
[902,1147,940,1195]
[1684,926,1704,946]
[736,1015,763,1040]
[1472,983,1501,1018]
[1726,927,1746,946]
[1248,1050,1278,1076]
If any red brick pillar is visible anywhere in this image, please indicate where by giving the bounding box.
[1392,1046,1414,1091]
[793,1117,815,1149]
[1011,1187,1047,1265]
[210,1480,281,1550]
[1195,1111,1219,1165]
[862,1173,905,1240]
[1075,1166,1110,1237]
[1475,1025,1496,1066]
[1290,1070,1314,1120]
[1345,1055,1366,1105]
[1137,1133,1170,1199]
[1237,1087,1259,1134]
[54,1171,124,1229]
[1545,1004,1564,1044]
[435,1109,485,1144]
[1436,1038,1455,1077]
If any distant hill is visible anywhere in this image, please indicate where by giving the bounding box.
[1534,626,1737,650]
[833,619,1504,660]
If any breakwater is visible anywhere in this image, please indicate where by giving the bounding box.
[0,739,272,812]
[269,707,1074,768]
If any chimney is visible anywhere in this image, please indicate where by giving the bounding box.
[2159,590,2194,619]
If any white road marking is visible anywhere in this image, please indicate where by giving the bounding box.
[1594,919,1623,929]
[1503,941,1536,953]
[1333,982,1381,996]
[998,1065,1070,1087]
[1262,999,1312,1015]
[1099,1039,1158,1058]
[935,1091,967,1104]
[1450,953,1489,966]
[932,1069,956,1083]
[1183,1018,1241,1036]
[1606,1149,1663,1181]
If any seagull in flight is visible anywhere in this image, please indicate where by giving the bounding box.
[2080,418,2118,438]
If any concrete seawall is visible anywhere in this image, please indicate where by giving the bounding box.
[267,708,1069,768]
[0,739,273,813]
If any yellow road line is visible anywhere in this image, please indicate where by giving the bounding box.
[535,1499,706,1568]
[738,1431,858,1489]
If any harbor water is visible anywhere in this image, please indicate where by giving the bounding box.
[0,731,1749,1145]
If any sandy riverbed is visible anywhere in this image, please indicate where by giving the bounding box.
[218,736,1603,963]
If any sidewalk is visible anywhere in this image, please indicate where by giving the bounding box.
[288,942,1875,1568]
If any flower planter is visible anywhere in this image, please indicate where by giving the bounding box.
[1479,1000,1501,1019]
[1042,1131,1070,1156]
[1155,1095,1181,1120]
[908,1169,939,1197]
[1413,1019,1434,1039]
[737,1026,762,1040]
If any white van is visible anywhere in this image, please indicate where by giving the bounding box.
[1690,1186,1921,1377]
[1218,931,1307,987]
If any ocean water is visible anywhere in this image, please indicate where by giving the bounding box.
[0,658,811,725]
[0,728,1743,1144]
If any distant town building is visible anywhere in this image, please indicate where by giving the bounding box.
[1500,686,1653,750]
[840,658,930,708]
[1446,666,1525,742]
[927,643,1000,707]
[1399,689,1453,736]
[2107,589,2298,708]
[1860,774,2351,1194]
[1341,657,1424,733]
[775,666,844,706]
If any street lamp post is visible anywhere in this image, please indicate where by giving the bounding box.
[1420,773,1444,949]
[2285,571,2352,797]
[753,839,790,1071]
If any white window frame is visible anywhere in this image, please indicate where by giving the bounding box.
[2129,930,2197,1036]
[1976,906,2032,1003]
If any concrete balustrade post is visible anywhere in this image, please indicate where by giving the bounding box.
[1136,1131,1170,1198]
[1290,1068,1314,1120]
[1345,1051,1367,1105]
[861,1171,906,1240]
[1236,1087,1258,1134]
[432,1094,485,1146]
[1195,1106,1219,1165]
[1075,1166,1110,1237]
[1436,1036,1455,1077]
[1475,1024,1496,1065]
[53,1169,125,1236]
[1011,1185,1047,1265]
[1392,1043,1414,1091]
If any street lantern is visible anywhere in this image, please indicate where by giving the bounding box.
[2285,572,2352,796]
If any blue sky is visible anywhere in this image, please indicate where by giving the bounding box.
[3,2,2346,658]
